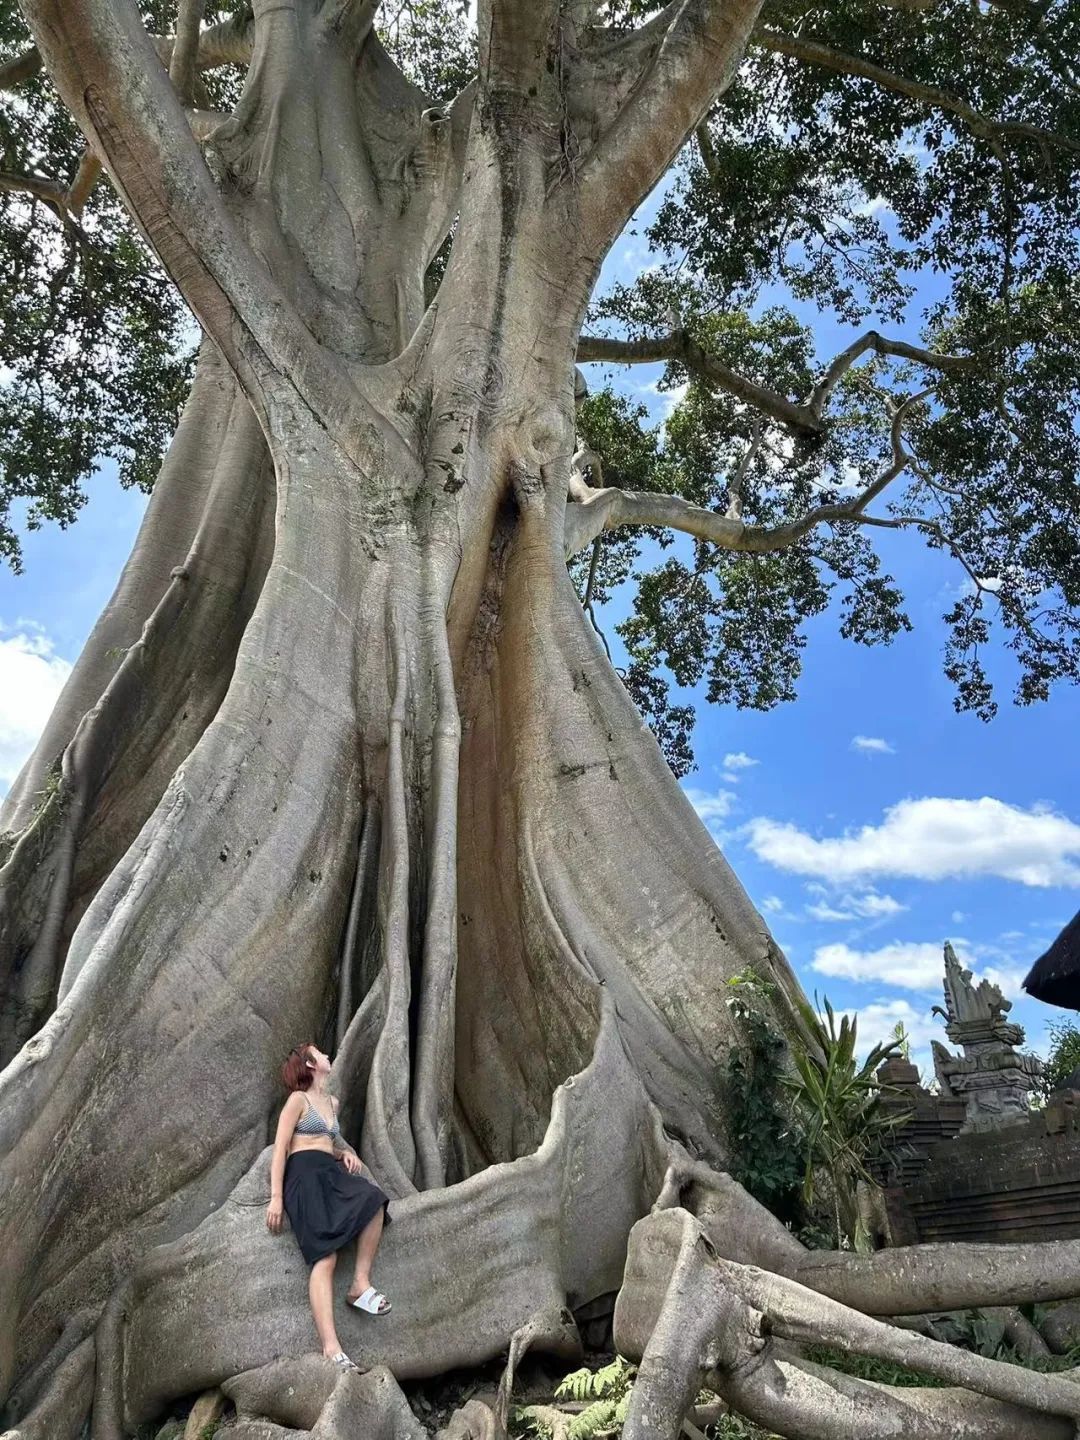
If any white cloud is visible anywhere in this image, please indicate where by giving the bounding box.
[807,890,906,923]
[811,938,1026,1002]
[807,903,853,922]
[722,753,760,785]
[952,911,967,923]
[0,629,72,790]
[846,998,941,1070]
[685,787,736,834]
[761,895,785,914]
[852,735,895,755]
[812,939,969,992]
[852,892,907,918]
[746,796,1080,888]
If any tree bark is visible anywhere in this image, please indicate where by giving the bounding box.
[6,5,1074,1439]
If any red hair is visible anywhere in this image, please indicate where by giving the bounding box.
[281,1043,317,1091]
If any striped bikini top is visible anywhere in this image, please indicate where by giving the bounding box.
[294,1093,342,1140]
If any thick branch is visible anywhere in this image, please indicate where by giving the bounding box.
[617,1208,1080,1440]
[0,169,70,211]
[577,0,765,246]
[66,149,102,214]
[754,28,1080,156]
[0,47,43,89]
[19,0,404,477]
[563,388,927,556]
[480,0,562,93]
[0,16,253,94]
[661,1163,1080,1317]
[578,328,972,439]
[0,149,101,218]
[578,330,819,436]
[168,0,206,107]
[810,331,975,419]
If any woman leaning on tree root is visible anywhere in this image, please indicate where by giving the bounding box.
[267,1042,393,1371]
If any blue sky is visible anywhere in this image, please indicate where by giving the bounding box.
[576,175,1080,1076]
[1,171,1078,1083]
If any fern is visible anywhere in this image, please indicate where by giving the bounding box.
[555,1357,633,1403]
[567,1397,621,1439]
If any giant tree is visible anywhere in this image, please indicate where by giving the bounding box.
[0,1,1079,1438]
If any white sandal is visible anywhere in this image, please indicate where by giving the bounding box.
[349,1286,391,1315]
[330,1351,359,1371]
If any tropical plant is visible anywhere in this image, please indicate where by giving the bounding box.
[783,995,910,1247]
[553,1359,636,1440]
[724,970,805,1222]
[1037,1019,1080,1099]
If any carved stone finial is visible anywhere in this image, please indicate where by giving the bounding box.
[931,941,1043,1134]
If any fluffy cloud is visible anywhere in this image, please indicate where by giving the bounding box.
[722,752,759,784]
[851,735,895,755]
[0,628,72,790]
[746,796,1080,887]
[846,998,942,1067]
[806,890,906,923]
[685,787,736,834]
[812,940,969,992]
[811,938,1026,999]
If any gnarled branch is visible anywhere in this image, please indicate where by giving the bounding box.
[577,327,974,438]
[168,0,207,107]
[564,386,931,556]
[578,329,819,436]
[617,1206,1080,1440]
[754,27,1080,156]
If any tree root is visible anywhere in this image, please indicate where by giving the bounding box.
[436,1395,504,1440]
[615,1205,1080,1440]
[85,998,648,1434]
[656,1159,1080,1314]
[0,1336,94,1440]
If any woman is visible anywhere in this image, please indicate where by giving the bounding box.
[267,1042,392,1371]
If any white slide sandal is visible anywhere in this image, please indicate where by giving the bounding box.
[349,1286,392,1315]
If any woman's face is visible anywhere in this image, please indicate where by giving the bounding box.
[306,1046,331,1077]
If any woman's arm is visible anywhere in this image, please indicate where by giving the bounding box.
[266,1093,302,1233]
[330,1098,366,1175]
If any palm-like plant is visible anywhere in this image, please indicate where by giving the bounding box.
[783,996,910,1249]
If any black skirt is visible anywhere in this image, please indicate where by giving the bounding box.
[283,1150,391,1266]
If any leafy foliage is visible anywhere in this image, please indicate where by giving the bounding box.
[578,0,1080,765]
[782,995,909,1247]
[554,1357,634,1405]
[0,2,206,570]
[723,970,805,1223]
[1037,1017,1080,1099]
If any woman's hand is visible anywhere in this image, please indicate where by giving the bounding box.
[266,1197,285,1234]
[340,1151,362,1175]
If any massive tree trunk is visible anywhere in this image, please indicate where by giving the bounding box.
[1,3,1075,1439]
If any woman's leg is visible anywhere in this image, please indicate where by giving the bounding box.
[308,1252,345,1356]
[347,1206,385,1303]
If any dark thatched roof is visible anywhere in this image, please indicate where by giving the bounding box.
[1024,909,1080,1010]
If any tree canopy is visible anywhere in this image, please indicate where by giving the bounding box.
[1,0,1077,771]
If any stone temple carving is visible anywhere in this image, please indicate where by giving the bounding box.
[931,942,1043,1133]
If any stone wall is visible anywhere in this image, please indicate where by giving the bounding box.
[879,1090,1080,1246]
